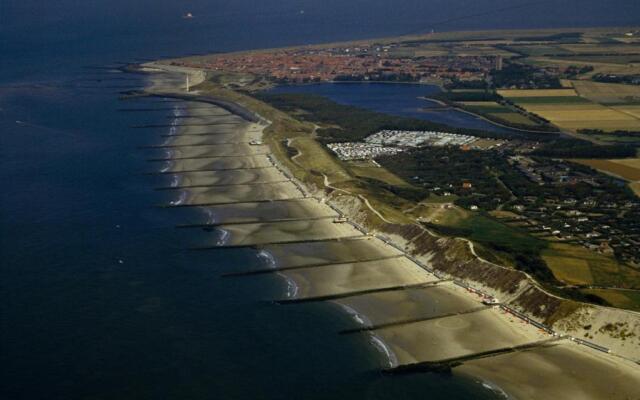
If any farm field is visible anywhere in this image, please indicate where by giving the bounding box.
[542,243,640,290]
[458,101,543,128]
[571,158,640,181]
[582,288,640,311]
[459,101,510,113]
[447,213,545,255]
[612,105,640,119]
[524,56,640,78]
[499,89,640,132]
[497,89,577,97]
[572,80,640,105]
[488,112,541,126]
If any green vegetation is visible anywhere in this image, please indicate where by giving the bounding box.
[378,146,515,210]
[593,73,640,85]
[513,32,582,43]
[491,62,562,89]
[490,112,542,127]
[582,289,640,312]
[254,92,549,142]
[533,138,637,158]
[433,90,558,132]
[434,90,500,102]
[506,96,592,104]
[459,103,512,114]
[425,213,553,283]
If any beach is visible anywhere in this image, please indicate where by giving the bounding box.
[144,64,640,399]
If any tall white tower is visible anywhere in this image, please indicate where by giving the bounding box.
[186,75,190,92]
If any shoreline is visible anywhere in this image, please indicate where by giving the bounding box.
[419,96,563,135]
[143,65,640,399]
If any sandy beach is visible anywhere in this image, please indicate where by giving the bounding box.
[456,342,640,399]
[197,198,338,225]
[172,181,302,206]
[145,65,640,399]
[373,307,550,365]
[158,155,273,173]
[334,282,484,326]
[284,257,439,299]
[209,218,361,247]
[260,237,403,269]
[164,167,285,188]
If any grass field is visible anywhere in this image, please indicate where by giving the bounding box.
[488,112,540,126]
[559,43,640,54]
[504,96,592,104]
[582,289,640,311]
[572,80,640,105]
[498,89,578,97]
[451,214,545,254]
[346,160,411,187]
[459,101,510,113]
[612,105,640,119]
[546,256,594,285]
[542,243,640,289]
[458,101,543,128]
[525,56,640,79]
[571,158,640,181]
[499,88,640,132]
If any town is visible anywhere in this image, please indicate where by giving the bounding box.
[324,130,639,267]
[503,156,640,266]
[171,44,502,84]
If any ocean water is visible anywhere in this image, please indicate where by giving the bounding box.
[2,1,637,399]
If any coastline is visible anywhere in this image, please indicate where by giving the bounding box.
[142,64,640,399]
[419,96,562,135]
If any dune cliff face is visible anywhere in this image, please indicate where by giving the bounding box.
[327,193,640,361]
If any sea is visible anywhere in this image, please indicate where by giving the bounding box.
[1,1,637,399]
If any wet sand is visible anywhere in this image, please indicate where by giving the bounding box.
[174,181,302,206]
[160,143,269,159]
[166,132,260,146]
[199,198,338,225]
[456,342,640,400]
[372,308,550,366]
[284,257,440,299]
[334,282,483,327]
[164,167,285,188]
[260,237,403,269]
[209,218,361,247]
[159,155,273,172]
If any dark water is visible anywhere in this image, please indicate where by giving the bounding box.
[2,1,637,399]
[0,81,499,400]
[267,82,524,134]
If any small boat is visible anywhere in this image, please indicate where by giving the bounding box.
[183,12,194,19]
